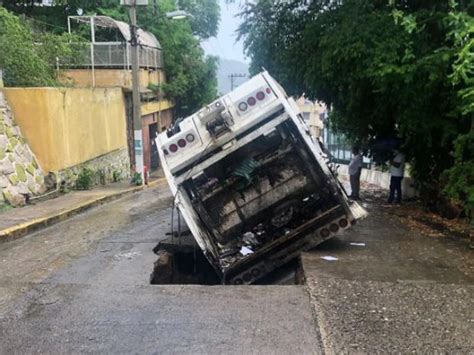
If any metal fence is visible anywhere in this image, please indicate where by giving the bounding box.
[61,42,163,70]
[323,128,372,168]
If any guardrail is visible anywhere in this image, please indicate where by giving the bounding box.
[60,42,163,70]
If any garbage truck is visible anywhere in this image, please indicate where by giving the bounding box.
[155,71,366,284]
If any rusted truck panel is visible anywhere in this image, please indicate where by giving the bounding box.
[156,71,366,284]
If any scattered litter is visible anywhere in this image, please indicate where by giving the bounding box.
[240,246,253,256]
[320,256,338,261]
[350,242,366,247]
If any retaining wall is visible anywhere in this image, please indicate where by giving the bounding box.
[338,164,417,198]
[0,92,46,206]
[3,87,128,173]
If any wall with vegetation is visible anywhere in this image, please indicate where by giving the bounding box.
[3,87,128,173]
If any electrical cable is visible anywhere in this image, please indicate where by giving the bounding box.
[25,16,69,31]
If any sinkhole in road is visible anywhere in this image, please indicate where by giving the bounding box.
[150,238,303,286]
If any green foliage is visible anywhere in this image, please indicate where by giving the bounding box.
[112,170,122,183]
[75,167,94,190]
[238,0,474,217]
[132,0,219,117]
[0,6,54,86]
[35,31,87,70]
[0,6,85,87]
[2,0,219,117]
[442,132,474,219]
[177,0,220,39]
[130,171,142,186]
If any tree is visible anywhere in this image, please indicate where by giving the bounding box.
[177,0,220,39]
[2,0,220,117]
[238,0,474,217]
[97,0,219,117]
[0,6,82,86]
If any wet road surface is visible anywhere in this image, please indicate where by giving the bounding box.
[302,198,474,353]
[0,182,321,354]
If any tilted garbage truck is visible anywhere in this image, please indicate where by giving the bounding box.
[156,71,366,284]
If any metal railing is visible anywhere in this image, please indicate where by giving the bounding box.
[60,42,163,70]
[323,128,372,168]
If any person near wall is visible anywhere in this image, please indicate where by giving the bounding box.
[348,146,363,200]
[388,149,405,204]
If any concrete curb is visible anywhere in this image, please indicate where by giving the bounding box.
[0,178,166,243]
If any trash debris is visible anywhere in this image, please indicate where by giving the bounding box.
[240,246,254,256]
[350,242,366,246]
[320,256,339,261]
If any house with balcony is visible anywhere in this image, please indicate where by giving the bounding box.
[59,15,174,173]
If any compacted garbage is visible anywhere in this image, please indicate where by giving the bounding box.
[155,71,366,285]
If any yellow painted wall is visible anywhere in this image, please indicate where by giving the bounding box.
[142,99,173,116]
[59,69,163,90]
[3,87,128,172]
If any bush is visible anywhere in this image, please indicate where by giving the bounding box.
[75,168,94,190]
[130,172,142,186]
[0,7,85,87]
[442,132,474,220]
[112,170,122,183]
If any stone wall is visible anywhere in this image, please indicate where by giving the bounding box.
[0,92,46,206]
[52,148,130,190]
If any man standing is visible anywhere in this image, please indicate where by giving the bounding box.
[348,147,363,200]
[388,149,405,204]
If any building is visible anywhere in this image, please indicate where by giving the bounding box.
[60,15,174,173]
[1,15,174,205]
[295,96,325,139]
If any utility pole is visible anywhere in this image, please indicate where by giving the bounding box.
[122,1,190,184]
[129,2,144,183]
[228,73,246,91]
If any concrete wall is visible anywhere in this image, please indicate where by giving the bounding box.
[338,164,417,198]
[142,99,173,116]
[59,69,164,90]
[3,87,128,173]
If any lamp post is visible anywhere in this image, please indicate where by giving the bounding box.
[121,0,190,184]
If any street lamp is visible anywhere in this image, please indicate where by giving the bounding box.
[121,0,190,184]
[166,10,193,20]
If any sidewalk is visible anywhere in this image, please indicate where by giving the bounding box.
[302,194,474,353]
[0,178,166,243]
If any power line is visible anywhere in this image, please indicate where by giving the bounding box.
[228,73,246,91]
[23,15,68,31]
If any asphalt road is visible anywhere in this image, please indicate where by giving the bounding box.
[0,183,321,354]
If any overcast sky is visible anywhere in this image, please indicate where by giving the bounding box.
[201,0,248,63]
